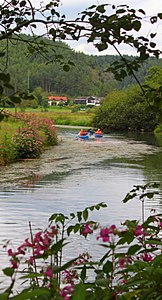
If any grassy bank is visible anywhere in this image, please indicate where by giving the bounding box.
[5,106,95,127]
[0,108,94,165]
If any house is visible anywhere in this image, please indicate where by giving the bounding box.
[48,96,68,106]
[73,97,87,105]
[73,96,103,106]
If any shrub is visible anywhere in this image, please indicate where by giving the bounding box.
[12,127,44,159]
[93,87,158,132]
[0,134,16,165]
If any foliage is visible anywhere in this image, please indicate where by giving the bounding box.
[93,86,159,132]
[1,184,162,299]
[11,126,44,159]
[0,1,162,118]
[0,133,16,165]
[0,113,58,163]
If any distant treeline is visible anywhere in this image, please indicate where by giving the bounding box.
[0,34,162,98]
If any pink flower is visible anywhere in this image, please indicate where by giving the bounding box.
[26,256,34,265]
[34,231,42,243]
[119,259,125,268]
[34,244,43,256]
[143,253,152,262]
[8,249,15,257]
[24,238,33,247]
[42,234,50,246]
[60,284,74,300]
[11,259,19,269]
[134,225,145,236]
[82,224,93,236]
[109,224,116,233]
[97,227,110,242]
[44,267,53,278]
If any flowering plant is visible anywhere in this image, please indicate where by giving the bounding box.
[1,183,162,299]
[12,127,44,159]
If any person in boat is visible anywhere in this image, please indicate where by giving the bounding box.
[83,129,88,135]
[95,128,102,135]
[79,129,88,136]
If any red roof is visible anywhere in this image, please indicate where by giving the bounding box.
[48,96,67,101]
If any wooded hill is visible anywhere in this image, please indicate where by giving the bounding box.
[0,34,162,98]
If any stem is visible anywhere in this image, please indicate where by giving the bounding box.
[142,199,145,223]
[112,44,153,110]
[29,221,39,286]
[58,224,65,285]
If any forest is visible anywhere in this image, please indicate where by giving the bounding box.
[0,34,162,100]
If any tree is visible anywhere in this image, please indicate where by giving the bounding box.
[93,85,158,132]
[0,1,162,119]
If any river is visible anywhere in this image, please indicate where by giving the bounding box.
[0,128,162,272]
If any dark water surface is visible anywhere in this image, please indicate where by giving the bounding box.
[0,129,162,272]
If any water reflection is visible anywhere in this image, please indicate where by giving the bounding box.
[0,129,162,274]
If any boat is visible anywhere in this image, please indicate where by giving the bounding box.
[77,129,89,139]
[95,133,103,138]
[94,129,103,138]
[77,133,89,139]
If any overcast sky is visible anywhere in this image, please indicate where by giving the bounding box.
[58,0,162,56]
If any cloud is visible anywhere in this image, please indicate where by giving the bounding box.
[60,0,162,56]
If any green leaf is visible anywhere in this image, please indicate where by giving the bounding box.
[133,20,141,31]
[72,283,86,300]
[103,260,113,274]
[123,192,137,203]
[63,64,70,72]
[3,267,14,277]
[53,256,80,273]
[138,9,146,15]
[67,225,74,236]
[146,239,162,246]
[0,293,8,300]
[117,232,134,245]
[127,244,141,255]
[150,33,157,38]
[83,209,88,221]
[77,211,82,222]
[80,265,87,282]
[97,5,106,13]
[20,272,43,279]
[50,239,68,253]
[150,42,156,48]
[116,9,126,14]
[96,43,108,52]
[20,0,26,7]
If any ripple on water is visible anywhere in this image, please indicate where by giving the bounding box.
[0,132,161,285]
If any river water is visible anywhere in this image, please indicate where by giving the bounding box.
[0,128,162,273]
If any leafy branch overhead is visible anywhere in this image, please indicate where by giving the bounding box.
[0,1,162,109]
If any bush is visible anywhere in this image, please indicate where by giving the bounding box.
[0,134,17,165]
[93,86,158,132]
[12,127,44,159]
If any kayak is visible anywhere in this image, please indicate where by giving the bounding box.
[95,133,103,138]
[77,134,89,139]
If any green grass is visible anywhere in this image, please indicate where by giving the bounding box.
[4,107,95,127]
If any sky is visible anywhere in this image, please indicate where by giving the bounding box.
[57,0,162,56]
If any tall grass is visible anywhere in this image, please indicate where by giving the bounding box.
[5,107,95,127]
